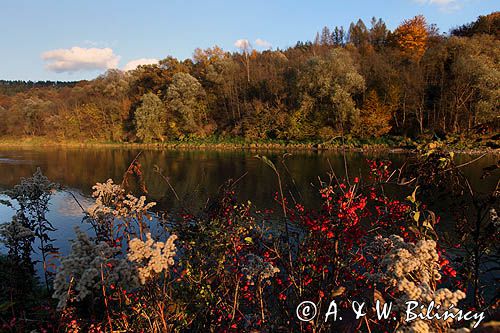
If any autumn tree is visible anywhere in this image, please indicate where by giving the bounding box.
[71,103,109,140]
[0,94,12,135]
[134,92,167,143]
[235,40,253,82]
[353,90,392,138]
[0,13,498,142]
[393,15,428,62]
[348,19,369,48]
[193,46,225,65]
[89,70,131,141]
[241,99,288,139]
[128,64,166,100]
[451,12,499,38]
[369,17,389,49]
[192,46,227,80]
[205,57,242,124]
[158,56,190,84]
[10,96,53,136]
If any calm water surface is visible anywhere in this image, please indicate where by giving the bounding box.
[0,147,498,272]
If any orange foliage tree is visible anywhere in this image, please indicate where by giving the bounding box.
[393,15,428,62]
[354,90,392,138]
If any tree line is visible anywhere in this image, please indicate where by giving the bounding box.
[0,13,498,143]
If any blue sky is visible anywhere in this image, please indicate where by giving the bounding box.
[1,0,497,81]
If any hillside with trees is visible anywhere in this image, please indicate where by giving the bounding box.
[0,13,498,145]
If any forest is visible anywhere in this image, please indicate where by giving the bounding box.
[0,13,498,145]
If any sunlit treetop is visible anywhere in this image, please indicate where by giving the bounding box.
[393,15,429,62]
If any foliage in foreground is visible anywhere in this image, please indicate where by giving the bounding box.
[0,150,498,332]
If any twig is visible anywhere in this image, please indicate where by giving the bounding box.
[281,154,303,201]
[364,316,372,333]
[154,166,181,201]
[100,263,113,332]
[327,158,344,194]
[66,190,85,213]
[341,123,350,184]
[230,171,248,188]
[442,153,487,173]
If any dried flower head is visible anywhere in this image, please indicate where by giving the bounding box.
[366,235,466,332]
[241,254,280,281]
[53,227,138,309]
[127,233,178,284]
[86,179,156,240]
[0,214,35,245]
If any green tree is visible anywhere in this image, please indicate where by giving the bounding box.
[134,92,167,143]
[332,26,346,46]
[166,72,208,137]
[444,35,500,131]
[291,49,365,139]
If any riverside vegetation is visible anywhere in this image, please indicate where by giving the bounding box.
[0,13,499,150]
[0,144,498,332]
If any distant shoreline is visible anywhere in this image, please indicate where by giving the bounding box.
[0,137,498,155]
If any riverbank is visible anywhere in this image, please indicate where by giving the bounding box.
[0,135,498,154]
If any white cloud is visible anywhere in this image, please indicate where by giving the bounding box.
[415,0,462,12]
[41,47,120,73]
[123,58,159,71]
[255,38,272,49]
[234,39,251,50]
[57,192,94,217]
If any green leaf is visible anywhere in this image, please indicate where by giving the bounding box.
[244,237,253,244]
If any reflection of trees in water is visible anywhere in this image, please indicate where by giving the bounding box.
[0,149,497,211]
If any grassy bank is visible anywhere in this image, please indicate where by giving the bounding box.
[0,134,498,154]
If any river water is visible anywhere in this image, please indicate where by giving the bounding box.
[0,147,498,273]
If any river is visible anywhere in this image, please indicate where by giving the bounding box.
[0,147,498,271]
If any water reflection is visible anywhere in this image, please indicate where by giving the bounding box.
[0,147,498,259]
